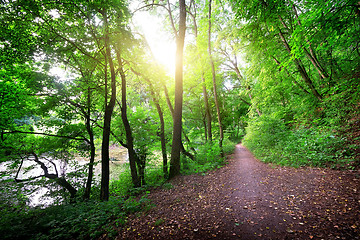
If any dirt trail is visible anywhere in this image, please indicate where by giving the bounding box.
[118,144,360,240]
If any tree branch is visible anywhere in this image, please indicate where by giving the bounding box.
[3,131,88,141]
[15,175,46,183]
[133,1,178,38]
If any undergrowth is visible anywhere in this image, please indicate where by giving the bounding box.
[0,194,151,240]
[182,139,236,174]
[243,114,357,169]
[0,140,238,240]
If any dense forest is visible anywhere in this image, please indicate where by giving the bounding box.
[0,0,359,239]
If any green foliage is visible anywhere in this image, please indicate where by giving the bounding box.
[182,140,235,174]
[197,141,222,165]
[109,152,166,196]
[320,78,360,127]
[110,163,134,196]
[229,0,360,170]
[0,196,150,240]
[0,66,38,132]
[143,158,166,186]
[243,115,353,168]
[1,2,358,239]
[223,138,237,155]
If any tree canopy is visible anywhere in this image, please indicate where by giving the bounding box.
[0,0,359,211]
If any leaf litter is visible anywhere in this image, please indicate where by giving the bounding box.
[110,144,359,240]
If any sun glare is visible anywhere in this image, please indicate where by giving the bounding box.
[50,66,78,82]
[132,10,176,76]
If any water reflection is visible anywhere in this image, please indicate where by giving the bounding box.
[0,146,129,207]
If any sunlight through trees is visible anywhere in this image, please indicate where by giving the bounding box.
[0,0,359,238]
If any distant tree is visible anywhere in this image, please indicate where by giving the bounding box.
[207,0,224,156]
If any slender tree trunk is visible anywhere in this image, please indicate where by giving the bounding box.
[56,177,78,200]
[157,103,168,178]
[83,87,96,200]
[292,4,329,79]
[278,29,322,101]
[203,118,208,141]
[118,56,141,188]
[163,84,174,120]
[100,91,112,201]
[169,0,186,179]
[202,75,212,141]
[135,35,168,178]
[165,74,196,162]
[136,155,146,186]
[84,137,95,199]
[208,0,224,156]
[231,63,262,116]
[190,3,212,142]
[272,56,310,95]
[144,77,168,178]
[100,10,116,201]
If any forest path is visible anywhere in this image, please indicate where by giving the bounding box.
[118,144,359,240]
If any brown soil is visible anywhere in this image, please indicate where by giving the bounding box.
[116,144,360,240]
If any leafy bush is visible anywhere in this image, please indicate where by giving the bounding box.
[181,140,236,174]
[0,196,149,240]
[110,155,166,197]
[110,163,134,196]
[243,115,350,168]
[223,138,237,155]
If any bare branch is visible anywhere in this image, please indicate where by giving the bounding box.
[3,131,88,142]
[44,157,59,177]
[15,175,46,183]
[15,154,25,181]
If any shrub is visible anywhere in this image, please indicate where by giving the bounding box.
[182,140,234,174]
[243,115,349,168]
[0,196,149,240]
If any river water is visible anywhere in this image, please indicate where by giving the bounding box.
[0,146,128,207]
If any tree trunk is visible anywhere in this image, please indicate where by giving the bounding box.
[203,118,208,141]
[169,0,186,179]
[83,87,95,200]
[163,84,174,117]
[165,71,195,163]
[278,29,323,101]
[132,36,169,178]
[150,89,168,178]
[143,76,168,178]
[272,56,310,95]
[292,4,329,79]
[208,0,224,156]
[158,107,168,178]
[137,154,146,186]
[190,3,212,143]
[56,177,78,200]
[202,75,212,141]
[100,10,117,201]
[118,56,141,188]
